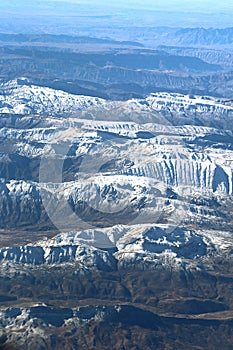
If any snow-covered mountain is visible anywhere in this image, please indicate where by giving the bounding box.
[1,223,230,272]
[1,79,233,127]
[0,78,107,115]
[0,80,232,272]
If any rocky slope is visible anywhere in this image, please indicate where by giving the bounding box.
[1,304,233,350]
[1,36,233,100]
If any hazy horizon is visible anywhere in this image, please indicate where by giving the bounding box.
[0,0,232,33]
[4,0,233,11]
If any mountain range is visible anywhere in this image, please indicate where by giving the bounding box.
[0,80,233,348]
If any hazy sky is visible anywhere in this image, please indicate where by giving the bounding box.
[37,0,233,10]
[3,0,233,12]
[1,0,233,29]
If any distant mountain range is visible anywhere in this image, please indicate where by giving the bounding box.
[1,34,233,101]
[158,27,233,47]
[1,28,233,47]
